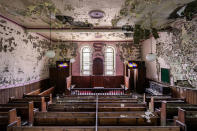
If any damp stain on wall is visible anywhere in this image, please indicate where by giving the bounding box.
[156,18,197,88]
[0,17,50,88]
[48,42,78,67]
[116,42,141,61]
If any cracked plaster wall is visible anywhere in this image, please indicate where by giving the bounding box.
[0,17,50,89]
[141,18,197,88]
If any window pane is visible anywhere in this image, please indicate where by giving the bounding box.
[106,53,113,57]
[106,48,113,52]
[106,71,113,75]
[83,65,90,70]
[105,46,115,75]
[106,66,113,70]
[81,46,92,75]
[105,61,113,65]
[83,71,90,75]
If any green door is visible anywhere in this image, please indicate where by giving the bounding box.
[161,68,170,83]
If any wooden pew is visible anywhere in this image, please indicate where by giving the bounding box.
[143,93,172,103]
[0,102,35,125]
[48,103,147,112]
[98,111,159,126]
[55,99,140,104]
[176,108,197,131]
[149,96,185,112]
[7,126,180,131]
[33,111,158,126]
[38,87,54,96]
[160,101,197,126]
[0,109,21,131]
[9,96,46,112]
[24,87,54,104]
[34,112,95,126]
[25,89,41,95]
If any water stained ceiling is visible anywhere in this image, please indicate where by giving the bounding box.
[0,0,195,41]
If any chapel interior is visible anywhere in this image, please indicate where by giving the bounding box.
[0,0,197,131]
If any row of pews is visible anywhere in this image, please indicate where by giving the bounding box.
[144,94,197,131]
[0,86,54,130]
[4,94,178,131]
[1,87,197,131]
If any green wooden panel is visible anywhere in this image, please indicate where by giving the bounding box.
[161,68,170,83]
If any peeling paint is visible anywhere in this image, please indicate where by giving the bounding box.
[0,17,50,87]
[155,18,197,88]
[116,42,141,61]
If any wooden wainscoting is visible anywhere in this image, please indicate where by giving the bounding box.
[0,79,49,104]
[72,76,124,88]
[170,86,197,104]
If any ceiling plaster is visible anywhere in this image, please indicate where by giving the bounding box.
[0,0,195,41]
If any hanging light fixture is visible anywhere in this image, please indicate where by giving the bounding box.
[146,12,156,62]
[146,37,156,62]
[46,12,55,58]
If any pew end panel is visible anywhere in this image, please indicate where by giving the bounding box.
[161,101,167,126]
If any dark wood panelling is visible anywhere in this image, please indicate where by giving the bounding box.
[92,76,104,87]
[0,79,49,104]
[72,76,124,88]
[72,76,91,88]
[148,80,197,105]
[128,61,146,94]
[103,76,124,88]
[49,65,70,94]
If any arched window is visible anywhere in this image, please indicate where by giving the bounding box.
[105,46,115,75]
[81,46,92,75]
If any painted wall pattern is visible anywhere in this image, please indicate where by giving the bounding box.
[116,42,141,61]
[0,17,50,89]
[49,41,78,66]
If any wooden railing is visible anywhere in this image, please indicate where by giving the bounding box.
[70,86,125,96]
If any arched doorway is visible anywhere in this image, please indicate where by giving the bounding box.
[93,58,103,75]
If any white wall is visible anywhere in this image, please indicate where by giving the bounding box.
[0,17,50,89]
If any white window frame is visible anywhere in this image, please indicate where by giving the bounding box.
[80,46,92,76]
[104,46,116,76]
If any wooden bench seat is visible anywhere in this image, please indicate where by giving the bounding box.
[25,89,41,95]
[176,108,197,131]
[34,112,95,126]
[23,95,52,105]
[149,97,185,112]
[56,98,139,103]
[143,93,172,103]
[0,109,21,131]
[48,103,146,112]
[33,111,158,126]
[98,111,159,126]
[160,101,197,126]
[0,102,34,125]
[9,97,46,112]
[7,126,180,131]
[24,87,54,104]
[38,87,54,96]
